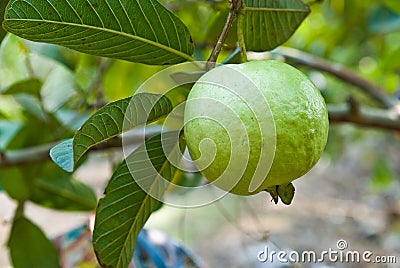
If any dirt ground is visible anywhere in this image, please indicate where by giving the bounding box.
[1,130,400,267]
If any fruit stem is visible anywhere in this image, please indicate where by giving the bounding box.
[265,186,279,204]
[265,183,296,205]
[206,0,242,70]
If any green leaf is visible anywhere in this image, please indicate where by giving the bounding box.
[0,167,31,201]
[54,108,90,132]
[0,34,31,89]
[29,161,97,211]
[93,131,184,268]
[170,71,206,85]
[8,216,59,268]
[50,93,173,172]
[171,170,203,195]
[0,1,9,42]
[368,4,400,34]
[49,139,74,172]
[13,94,47,121]
[369,158,396,193]
[33,176,97,211]
[40,63,77,112]
[4,0,194,65]
[242,0,310,51]
[5,116,60,149]
[103,60,163,101]
[0,120,22,149]
[172,1,215,44]
[277,183,295,205]
[1,78,42,96]
[384,46,400,72]
[0,157,95,210]
[383,0,400,13]
[24,41,76,70]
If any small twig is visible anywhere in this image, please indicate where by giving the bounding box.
[87,58,113,108]
[14,200,25,220]
[207,0,242,70]
[237,8,247,63]
[347,96,360,116]
[269,47,396,109]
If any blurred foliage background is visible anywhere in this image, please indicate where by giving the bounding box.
[1,0,400,267]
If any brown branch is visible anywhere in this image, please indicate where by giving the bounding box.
[0,141,59,168]
[328,104,400,131]
[0,126,162,169]
[207,0,242,70]
[347,96,360,116]
[270,47,396,109]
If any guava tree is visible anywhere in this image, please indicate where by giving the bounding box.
[0,0,399,267]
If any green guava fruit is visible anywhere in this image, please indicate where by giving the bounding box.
[183,60,329,204]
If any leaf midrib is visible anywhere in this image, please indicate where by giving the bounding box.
[115,135,180,268]
[5,18,195,62]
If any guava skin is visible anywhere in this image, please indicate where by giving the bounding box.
[184,60,329,202]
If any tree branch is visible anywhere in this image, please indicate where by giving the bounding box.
[268,47,396,109]
[0,126,162,169]
[207,0,242,70]
[328,103,400,131]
